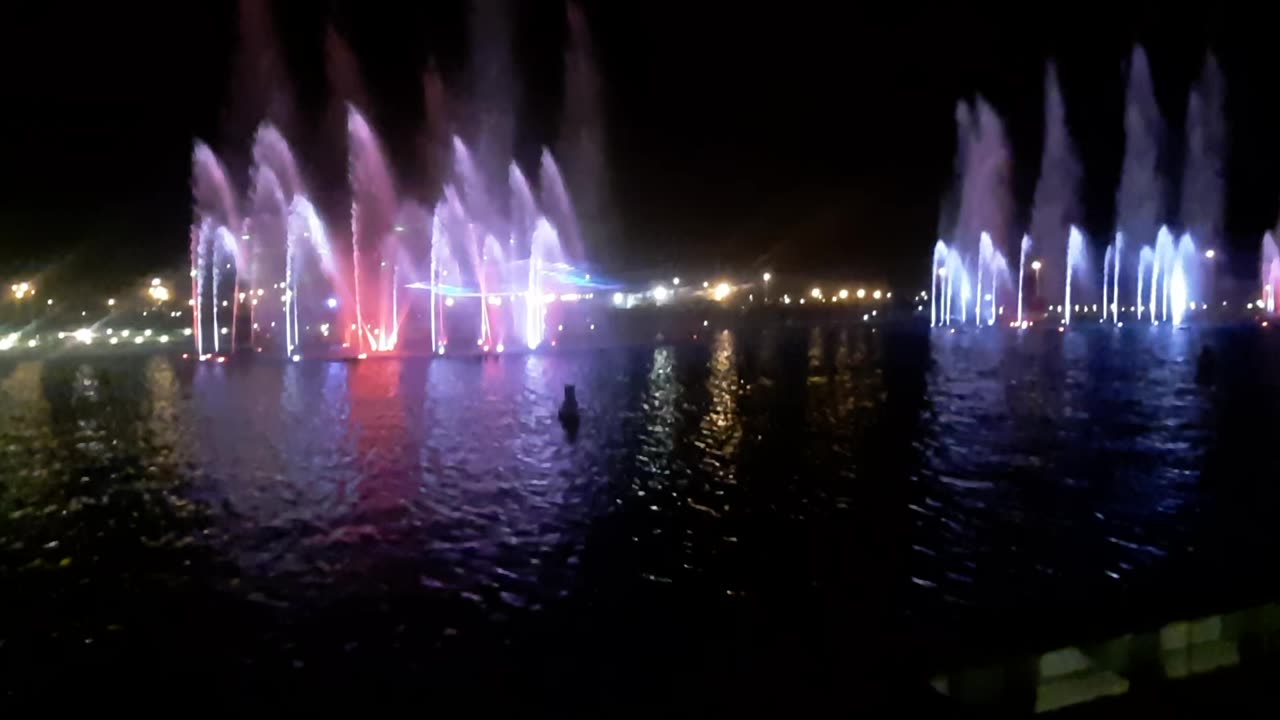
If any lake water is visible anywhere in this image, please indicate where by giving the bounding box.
[3,323,1280,710]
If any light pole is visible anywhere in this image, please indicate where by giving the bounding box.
[762,272,772,303]
[1030,260,1042,299]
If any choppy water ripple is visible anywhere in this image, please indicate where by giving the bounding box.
[2,323,1280,705]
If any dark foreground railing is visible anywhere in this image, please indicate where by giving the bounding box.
[931,602,1280,713]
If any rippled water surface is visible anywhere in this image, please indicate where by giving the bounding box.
[3,324,1280,709]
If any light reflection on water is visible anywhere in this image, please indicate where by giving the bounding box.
[2,324,1280,704]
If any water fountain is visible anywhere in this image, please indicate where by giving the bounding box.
[1111,234,1122,323]
[1150,227,1176,322]
[1263,233,1280,313]
[191,143,243,358]
[1170,233,1196,326]
[189,9,603,360]
[1016,235,1030,325]
[1102,244,1113,322]
[1064,226,1086,325]
[928,48,1235,332]
[1029,63,1081,307]
[1137,247,1153,321]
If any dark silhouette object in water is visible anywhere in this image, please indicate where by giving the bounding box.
[559,384,580,431]
[1196,345,1217,385]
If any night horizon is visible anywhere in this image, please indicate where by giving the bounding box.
[4,2,1280,290]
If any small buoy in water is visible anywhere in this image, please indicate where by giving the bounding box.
[1196,345,1217,385]
[559,384,580,426]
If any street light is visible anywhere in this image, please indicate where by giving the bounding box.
[1204,249,1216,259]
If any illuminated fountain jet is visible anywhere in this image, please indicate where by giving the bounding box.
[409,137,603,353]
[973,232,1009,326]
[1136,226,1200,326]
[250,123,350,359]
[1064,226,1086,325]
[348,105,403,353]
[1016,234,1030,325]
[190,142,243,357]
[1102,243,1113,322]
[929,240,971,327]
[1102,233,1122,323]
[187,4,607,360]
[1263,232,1280,313]
[931,240,948,327]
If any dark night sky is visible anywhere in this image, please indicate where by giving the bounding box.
[1,2,1276,292]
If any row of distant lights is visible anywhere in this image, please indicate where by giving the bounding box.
[0,326,194,351]
[13,278,173,309]
[781,287,890,305]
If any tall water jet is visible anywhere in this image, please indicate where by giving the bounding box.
[416,62,452,201]
[191,142,242,356]
[320,26,372,227]
[539,150,584,266]
[940,247,967,326]
[975,232,992,326]
[1263,232,1280,312]
[525,219,561,349]
[1030,62,1082,304]
[1102,244,1113,322]
[1182,54,1226,256]
[1172,233,1198,325]
[1150,227,1176,322]
[953,99,1014,263]
[1017,235,1030,325]
[1064,226,1086,325]
[1116,46,1166,304]
[1138,247,1154,320]
[251,164,288,349]
[557,1,610,262]
[348,105,400,352]
[1170,259,1188,326]
[988,252,1008,325]
[931,240,948,326]
[1113,235,1122,322]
